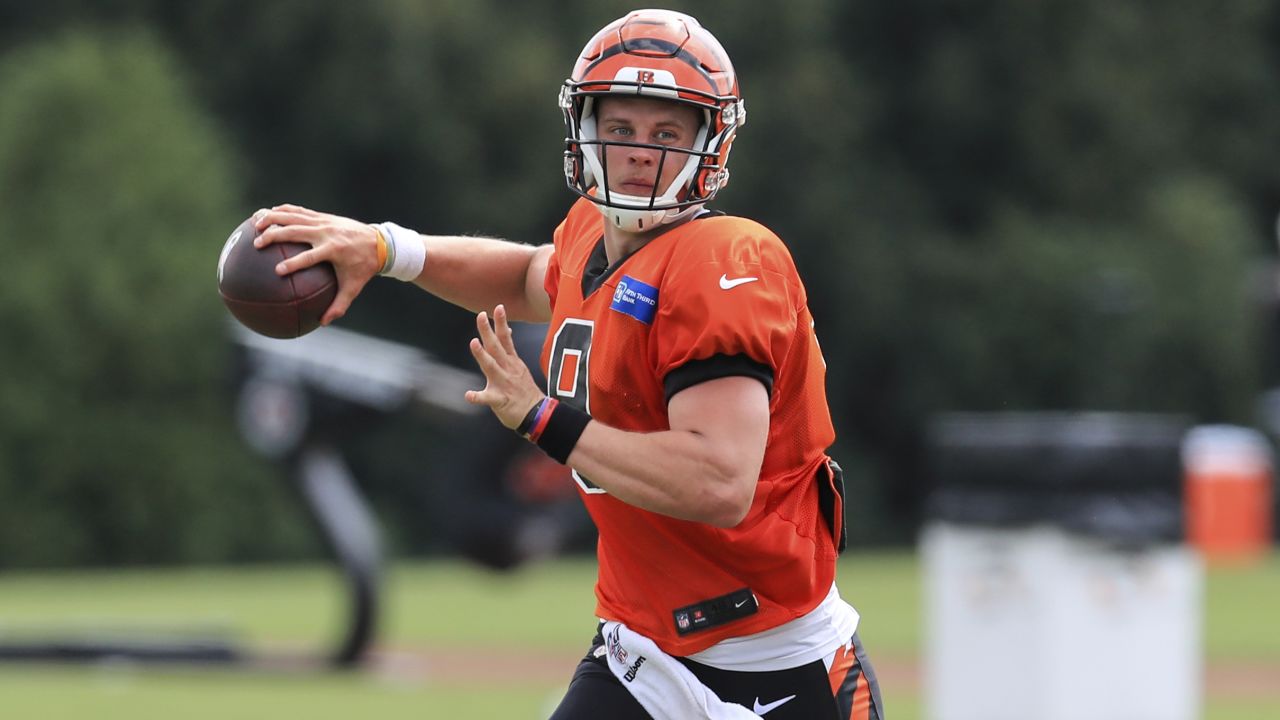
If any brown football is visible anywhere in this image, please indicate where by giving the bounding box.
[217,216,337,339]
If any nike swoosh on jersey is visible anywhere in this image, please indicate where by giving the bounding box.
[719,274,759,290]
[752,694,797,715]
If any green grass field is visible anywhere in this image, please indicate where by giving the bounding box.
[0,551,1275,719]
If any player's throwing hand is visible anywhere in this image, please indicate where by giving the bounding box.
[252,203,384,326]
[466,304,544,430]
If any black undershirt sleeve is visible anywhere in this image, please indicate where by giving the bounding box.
[662,353,775,403]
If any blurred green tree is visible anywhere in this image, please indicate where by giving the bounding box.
[0,1,1277,551]
[818,0,1276,525]
[0,27,315,566]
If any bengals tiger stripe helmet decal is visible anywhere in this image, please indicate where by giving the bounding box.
[560,10,746,232]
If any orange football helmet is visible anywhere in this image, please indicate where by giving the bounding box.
[560,10,746,232]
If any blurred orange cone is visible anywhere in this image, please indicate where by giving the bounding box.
[1183,425,1274,564]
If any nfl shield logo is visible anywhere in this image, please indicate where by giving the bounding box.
[676,612,690,630]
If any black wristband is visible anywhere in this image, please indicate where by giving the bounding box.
[535,402,591,464]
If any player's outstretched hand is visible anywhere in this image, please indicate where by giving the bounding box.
[253,204,381,326]
[466,304,544,430]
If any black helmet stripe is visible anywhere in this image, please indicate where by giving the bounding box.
[581,39,719,94]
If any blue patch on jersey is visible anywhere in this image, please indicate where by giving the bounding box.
[610,275,659,324]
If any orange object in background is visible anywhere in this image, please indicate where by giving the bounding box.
[1183,425,1274,563]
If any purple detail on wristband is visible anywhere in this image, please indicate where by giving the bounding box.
[527,398,557,441]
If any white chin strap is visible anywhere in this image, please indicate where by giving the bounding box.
[579,101,708,233]
[597,193,704,233]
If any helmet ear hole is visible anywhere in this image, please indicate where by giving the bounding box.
[697,168,730,195]
[563,152,582,186]
[695,168,713,195]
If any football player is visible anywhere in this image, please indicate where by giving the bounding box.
[254,9,882,719]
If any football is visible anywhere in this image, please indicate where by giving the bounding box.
[217,216,338,339]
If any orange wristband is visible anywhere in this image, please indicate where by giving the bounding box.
[373,226,388,272]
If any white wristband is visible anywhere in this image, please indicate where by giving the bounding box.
[376,222,427,282]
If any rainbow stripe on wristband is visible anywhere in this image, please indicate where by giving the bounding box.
[514,396,590,465]
[519,397,558,441]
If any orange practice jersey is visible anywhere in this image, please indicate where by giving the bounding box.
[542,198,840,656]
